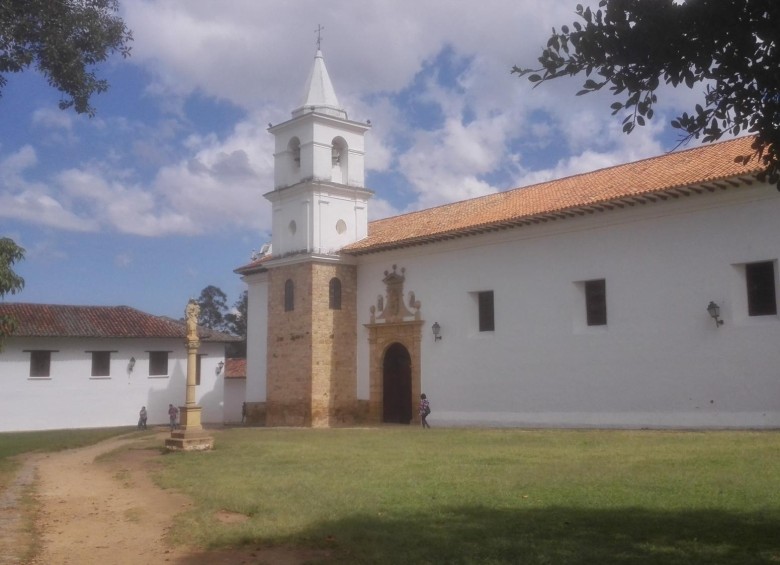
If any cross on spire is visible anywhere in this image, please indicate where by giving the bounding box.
[315,24,324,50]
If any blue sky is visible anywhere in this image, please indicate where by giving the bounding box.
[1,0,702,319]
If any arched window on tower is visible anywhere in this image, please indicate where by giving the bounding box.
[329,277,342,310]
[288,137,301,173]
[331,137,347,184]
[284,279,294,312]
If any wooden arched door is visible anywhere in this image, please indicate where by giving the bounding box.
[382,342,412,424]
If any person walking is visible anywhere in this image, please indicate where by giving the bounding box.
[241,401,247,424]
[138,406,147,430]
[419,393,431,429]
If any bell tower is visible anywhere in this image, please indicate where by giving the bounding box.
[262,47,370,427]
[265,49,372,257]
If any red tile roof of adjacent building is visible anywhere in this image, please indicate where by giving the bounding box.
[343,135,765,255]
[0,303,238,341]
[225,357,246,379]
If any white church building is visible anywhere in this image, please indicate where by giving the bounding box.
[236,50,780,429]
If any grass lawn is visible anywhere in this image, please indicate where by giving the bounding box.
[155,428,780,564]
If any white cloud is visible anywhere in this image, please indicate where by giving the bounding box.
[367,197,402,222]
[1,145,37,173]
[32,107,74,131]
[512,120,667,189]
[4,0,702,239]
[0,146,96,232]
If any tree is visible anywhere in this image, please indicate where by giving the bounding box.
[0,0,132,116]
[224,290,247,339]
[513,0,780,186]
[196,285,229,333]
[224,290,247,358]
[0,237,25,349]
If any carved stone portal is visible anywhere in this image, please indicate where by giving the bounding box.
[365,265,424,424]
[370,265,421,323]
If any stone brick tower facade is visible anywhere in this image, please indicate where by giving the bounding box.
[261,49,372,427]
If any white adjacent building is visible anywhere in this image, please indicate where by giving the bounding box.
[237,50,780,429]
[0,303,237,432]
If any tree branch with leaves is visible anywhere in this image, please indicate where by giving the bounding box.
[0,237,25,349]
[513,0,780,186]
[0,0,132,116]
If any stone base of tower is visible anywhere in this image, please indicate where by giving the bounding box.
[264,259,360,429]
[244,401,267,426]
[265,399,371,428]
[266,401,311,427]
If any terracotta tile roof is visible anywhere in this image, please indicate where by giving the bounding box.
[225,357,246,379]
[344,135,764,255]
[0,303,239,341]
[234,252,272,276]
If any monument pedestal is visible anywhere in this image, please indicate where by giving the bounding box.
[165,299,215,452]
[164,405,214,451]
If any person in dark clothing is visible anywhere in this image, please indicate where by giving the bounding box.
[419,393,431,429]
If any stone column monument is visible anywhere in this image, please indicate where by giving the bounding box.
[165,299,214,451]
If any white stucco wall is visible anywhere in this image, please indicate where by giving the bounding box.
[244,270,268,403]
[223,378,247,423]
[355,183,780,428]
[313,185,372,254]
[1,337,227,432]
[267,182,372,257]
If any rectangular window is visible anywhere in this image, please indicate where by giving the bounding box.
[149,351,169,376]
[90,351,111,377]
[746,261,777,316]
[29,350,52,377]
[585,279,607,326]
[196,354,203,386]
[478,291,495,332]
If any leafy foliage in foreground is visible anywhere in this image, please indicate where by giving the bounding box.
[514,0,780,187]
[0,0,132,115]
[0,237,25,349]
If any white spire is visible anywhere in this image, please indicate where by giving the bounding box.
[292,50,348,119]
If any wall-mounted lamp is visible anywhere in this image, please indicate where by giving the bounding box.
[216,360,225,375]
[707,301,724,327]
[128,357,136,373]
[432,322,442,341]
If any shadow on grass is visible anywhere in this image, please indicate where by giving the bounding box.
[186,506,780,565]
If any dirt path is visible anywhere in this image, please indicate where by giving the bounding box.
[0,455,36,564]
[4,431,332,565]
[26,432,193,564]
